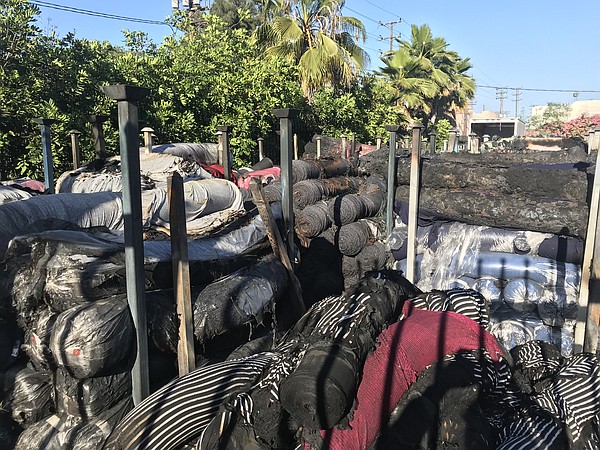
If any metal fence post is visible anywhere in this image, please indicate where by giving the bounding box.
[257,137,265,161]
[69,129,81,169]
[428,131,437,155]
[101,84,150,406]
[216,125,233,180]
[316,135,321,158]
[448,127,458,153]
[141,127,154,154]
[33,118,57,193]
[376,135,382,150]
[273,108,300,266]
[385,125,400,238]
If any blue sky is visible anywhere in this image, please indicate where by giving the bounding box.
[33,0,599,118]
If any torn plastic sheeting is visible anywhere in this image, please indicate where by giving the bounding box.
[140,178,243,230]
[49,297,135,379]
[23,308,57,371]
[54,368,131,419]
[3,364,54,428]
[0,192,124,259]
[192,255,288,344]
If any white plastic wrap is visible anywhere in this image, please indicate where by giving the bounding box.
[0,185,33,203]
[150,142,220,166]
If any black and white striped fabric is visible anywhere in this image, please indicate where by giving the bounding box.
[411,288,490,328]
[103,352,277,450]
[495,340,600,449]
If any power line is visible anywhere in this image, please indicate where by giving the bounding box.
[479,84,600,94]
[360,0,400,19]
[31,1,174,30]
[343,5,381,25]
[380,19,401,52]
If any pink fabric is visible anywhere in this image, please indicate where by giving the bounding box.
[236,167,281,189]
[16,179,45,192]
[313,302,505,450]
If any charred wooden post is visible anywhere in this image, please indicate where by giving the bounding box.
[33,118,57,193]
[273,108,300,266]
[257,137,265,161]
[167,172,196,376]
[385,124,401,238]
[406,122,424,283]
[69,129,81,169]
[87,114,109,160]
[217,125,233,181]
[101,84,150,405]
[428,131,437,155]
[141,126,154,154]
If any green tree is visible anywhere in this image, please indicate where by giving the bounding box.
[257,0,368,98]
[528,102,571,137]
[210,0,263,30]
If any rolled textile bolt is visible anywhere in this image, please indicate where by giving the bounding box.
[141,127,154,154]
[295,201,331,239]
[337,220,371,256]
[503,278,544,313]
[327,194,367,226]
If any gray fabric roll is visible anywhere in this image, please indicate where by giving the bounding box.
[151,142,219,166]
[295,202,331,239]
[293,179,328,209]
[292,160,321,182]
[327,194,367,226]
[263,181,282,203]
[337,221,371,256]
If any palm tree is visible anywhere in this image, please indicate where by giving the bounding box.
[257,0,368,99]
[379,24,475,129]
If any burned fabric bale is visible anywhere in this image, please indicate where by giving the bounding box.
[336,221,372,256]
[3,364,54,428]
[318,158,356,178]
[295,201,331,239]
[341,241,390,290]
[192,255,288,345]
[49,297,135,379]
[293,179,328,209]
[303,303,507,449]
[292,160,321,182]
[23,308,57,371]
[13,414,81,450]
[327,194,367,226]
[103,353,278,450]
[146,290,180,354]
[410,288,491,328]
[357,176,386,217]
[54,368,131,419]
[262,181,282,203]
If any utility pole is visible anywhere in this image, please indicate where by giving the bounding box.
[496,87,508,117]
[380,19,402,52]
[513,88,522,119]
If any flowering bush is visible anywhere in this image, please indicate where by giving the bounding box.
[561,114,600,139]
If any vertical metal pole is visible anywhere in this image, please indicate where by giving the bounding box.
[101,84,150,405]
[273,108,300,266]
[428,131,437,155]
[448,128,458,153]
[217,125,233,181]
[376,135,382,150]
[69,129,81,169]
[87,114,109,160]
[406,123,424,284]
[257,137,265,161]
[351,133,356,158]
[33,118,57,193]
[141,127,154,154]
[293,133,299,160]
[594,128,600,153]
[316,136,321,158]
[385,125,400,238]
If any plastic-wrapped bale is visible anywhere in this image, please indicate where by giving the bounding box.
[471,276,504,313]
[193,255,288,345]
[54,367,131,419]
[327,194,368,226]
[23,308,57,371]
[2,364,54,428]
[141,179,243,232]
[295,201,331,239]
[293,179,328,209]
[14,414,79,450]
[503,278,545,313]
[151,142,219,165]
[146,290,181,354]
[0,191,124,259]
[292,160,321,182]
[0,185,33,204]
[49,297,135,379]
[336,220,371,256]
[537,287,579,327]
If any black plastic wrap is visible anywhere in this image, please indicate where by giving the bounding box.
[49,297,135,379]
[23,307,57,371]
[146,290,180,354]
[3,364,54,428]
[54,367,131,419]
[0,410,22,449]
[193,255,288,345]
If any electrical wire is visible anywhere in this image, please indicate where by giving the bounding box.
[478,84,600,94]
[31,0,174,31]
[343,5,381,25]
[360,0,400,19]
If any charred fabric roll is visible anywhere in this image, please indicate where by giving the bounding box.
[293,179,328,209]
[279,271,420,431]
[358,175,386,216]
[192,254,288,345]
[103,353,277,450]
[327,193,367,226]
[295,201,331,239]
[336,220,372,256]
[262,181,282,202]
[303,302,507,449]
[292,160,321,182]
[341,241,390,288]
[410,288,491,328]
[318,158,356,178]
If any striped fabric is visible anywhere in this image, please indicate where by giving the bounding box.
[103,352,277,450]
[411,288,490,328]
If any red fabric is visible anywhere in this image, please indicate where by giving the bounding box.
[313,302,505,450]
[200,163,236,182]
[236,167,281,189]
